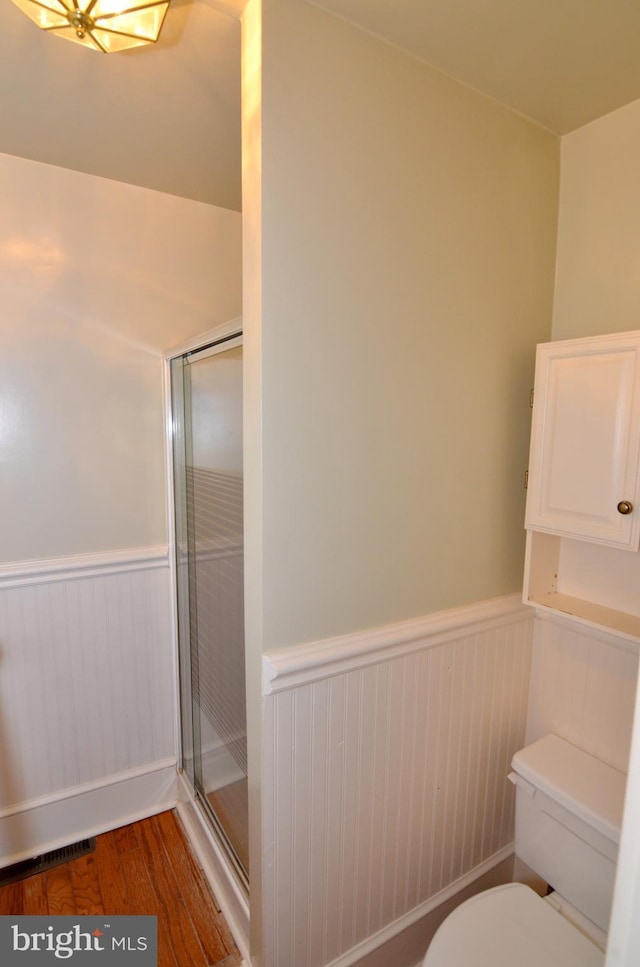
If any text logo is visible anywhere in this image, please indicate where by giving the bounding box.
[0,916,157,964]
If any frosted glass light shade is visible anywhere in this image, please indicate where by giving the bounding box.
[9,0,169,52]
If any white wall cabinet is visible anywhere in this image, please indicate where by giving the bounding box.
[526,331,640,548]
[524,330,640,641]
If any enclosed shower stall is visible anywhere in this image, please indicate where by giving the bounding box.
[169,325,248,891]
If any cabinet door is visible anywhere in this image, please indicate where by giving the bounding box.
[526,332,640,548]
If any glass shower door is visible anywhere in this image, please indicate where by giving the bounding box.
[171,333,248,888]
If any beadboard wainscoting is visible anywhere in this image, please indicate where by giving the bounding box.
[526,612,639,773]
[0,547,177,866]
[262,594,533,967]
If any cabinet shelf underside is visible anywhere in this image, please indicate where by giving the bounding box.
[527,591,640,642]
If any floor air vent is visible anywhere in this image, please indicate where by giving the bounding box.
[0,838,96,886]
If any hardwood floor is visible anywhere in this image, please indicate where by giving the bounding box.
[0,810,243,967]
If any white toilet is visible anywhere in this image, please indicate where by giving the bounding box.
[422,734,627,966]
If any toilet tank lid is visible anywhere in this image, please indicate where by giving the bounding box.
[511,735,626,843]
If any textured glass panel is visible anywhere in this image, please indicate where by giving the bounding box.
[90,0,131,15]
[90,26,150,50]
[93,2,168,39]
[171,358,195,787]
[90,0,144,16]
[172,337,248,887]
[9,0,69,28]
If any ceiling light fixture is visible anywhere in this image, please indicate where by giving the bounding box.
[9,0,169,52]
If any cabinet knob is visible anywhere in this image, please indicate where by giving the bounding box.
[617,500,634,515]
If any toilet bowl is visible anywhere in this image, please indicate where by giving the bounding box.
[423,883,603,966]
[422,735,626,966]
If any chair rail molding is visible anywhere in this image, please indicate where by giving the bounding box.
[0,545,170,589]
[263,593,531,694]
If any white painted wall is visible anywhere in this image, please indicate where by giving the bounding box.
[526,615,638,772]
[241,2,266,959]
[0,151,242,563]
[249,0,559,653]
[549,96,640,967]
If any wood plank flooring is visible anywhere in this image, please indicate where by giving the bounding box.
[0,810,242,967]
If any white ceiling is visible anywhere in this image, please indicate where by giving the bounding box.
[3,0,640,209]
[312,0,640,135]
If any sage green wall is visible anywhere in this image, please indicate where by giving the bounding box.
[250,0,559,651]
[553,97,640,340]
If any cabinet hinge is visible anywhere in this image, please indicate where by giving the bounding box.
[529,388,535,409]
[524,470,529,490]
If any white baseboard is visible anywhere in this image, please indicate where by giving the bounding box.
[0,758,178,868]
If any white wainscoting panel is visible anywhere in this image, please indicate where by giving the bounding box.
[262,595,533,967]
[526,612,639,773]
[0,549,176,863]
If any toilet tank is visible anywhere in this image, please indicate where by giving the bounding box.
[509,734,626,932]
